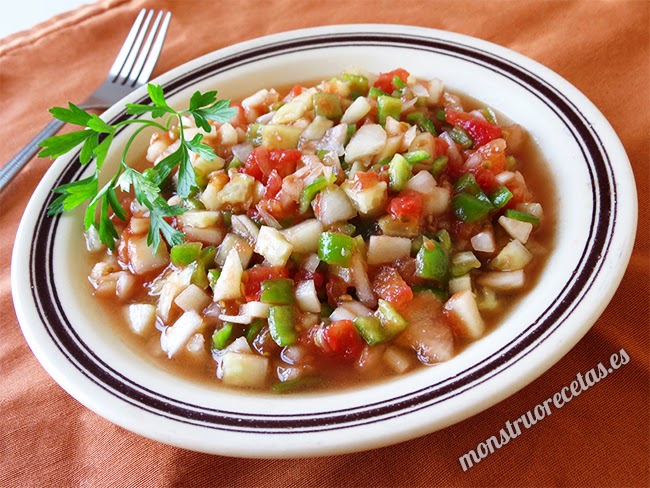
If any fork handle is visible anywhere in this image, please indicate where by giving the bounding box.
[0,118,66,192]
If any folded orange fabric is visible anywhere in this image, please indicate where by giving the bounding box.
[0,1,647,486]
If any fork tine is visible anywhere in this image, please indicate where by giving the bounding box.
[126,11,164,87]
[115,9,153,84]
[136,11,172,86]
[107,8,146,80]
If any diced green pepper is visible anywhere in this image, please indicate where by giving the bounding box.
[436,229,453,254]
[346,124,356,144]
[410,284,449,302]
[313,93,343,120]
[377,95,402,126]
[504,209,540,227]
[368,86,388,98]
[376,299,409,338]
[450,127,473,149]
[268,305,297,346]
[431,156,448,178]
[183,197,206,210]
[299,175,334,213]
[341,73,369,96]
[451,252,482,277]
[392,75,407,89]
[490,187,513,209]
[406,111,437,135]
[388,153,412,192]
[260,278,295,305]
[245,319,264,344]
[246,123,263,146]
[318,232,355,267]
[212,323,233,350]
[378,215,420,238]
[454,173,481,196]
[354,316,387,345]
[226,157,242,170]
[192,245,217,289]
[480,107,497,124]
[452,193,493,223]
[208,269,221,292]
[170,242,202,267]
[436,109,447,121]
[272,376,323,394]
[403,150,431,164]
[415,238,449,283]
[320,303,334,318]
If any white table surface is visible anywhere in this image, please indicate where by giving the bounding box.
[1,0,93,40]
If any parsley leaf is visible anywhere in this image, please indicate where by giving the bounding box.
[40,83,234,252]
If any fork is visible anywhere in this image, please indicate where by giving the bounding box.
[0,8,172,192]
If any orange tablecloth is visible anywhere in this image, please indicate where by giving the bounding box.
[1,0,648,486]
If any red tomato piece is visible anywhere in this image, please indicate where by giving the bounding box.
[244,147,302,184]
[294,269,326,290]
[372,266,413,308]
[445,109,503,147]
[373,68,410,94]
[326,275,349,308]
[289,84,303,99]
[245,266,290,301]
[351,171,382,191]
[320,320,364,360]
[474,168,500,193]
[387,190,424,220]
[264,170,282,199]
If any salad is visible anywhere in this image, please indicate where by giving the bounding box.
[80,68,548,391]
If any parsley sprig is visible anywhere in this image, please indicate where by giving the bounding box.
[39,84,237,252]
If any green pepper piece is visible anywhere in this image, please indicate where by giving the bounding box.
[410,284,449,301]
[226,157,242,170]
[431,156,448,178]
[452,193,493,223]
[208,269,221,292]
[449,127,473,149]
[490,187,513,209]
[346,124,356,144]
[480,107,497,124]
[192,246,217,289]
[246,123,263,147]
[313,93,343,120]
[268,305,297,346]
[212,323,233,350]
[451,252,482,278]
[405,111,437,135]
[320,303,334,318]
[376,299,409,338]
[318,232,355,267]
[436,109,447,122]
[354,316,387,345]
[299,175,334,213]
[388,153,412,192]
[504,209,540,227]
[377,95,402,126]
[260,278,295,305]
[368,86,388,98]
[272,376,323,394]
[454,173,482,195]
[245,319,264,344]
[341,73,369,96]
[415,238,449,283]
[170,242,202,267]
[403,150,431,164]
[435,229,453,254]
[392,75,407,89]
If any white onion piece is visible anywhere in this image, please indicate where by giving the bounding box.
[449,275,472,295]
[402,124,417,149]
[351,254,377,308]
[218,313,253,325]
[316,124,348,157]
[490,240,533,271]
[495,171,515,185]
[314,185,357,225]
[444,290,485,340]
[477,270,525,290]
[330,300,373,321]
[128,236,169,275]
[471,230,496,253]
[301,115,334,141]
[341,96,371,124]
[231,142,253,162]
[498,216,533,244]
[302,253,321,273]
[127,304,157,335]
[517,202,544,219]
[344,124,387,163]
[367,236,411,265]
[254,226,293,266]
[160,310,203,358]
[281,219,323,253]
[383,346,414,374]
[174,284,211,313]
[231,214,260,245]
[400,97,418,112]
[425,78,443,104]
[295,280,322,313]
[439,131,462,167]
[221,352,269,388]
[213,249,243,301]
[256,204,282,229]
[240,301,270,319]
[84,226,104,252]
[411,83,429,97]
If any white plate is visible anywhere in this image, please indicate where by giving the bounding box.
[12,24,637,458]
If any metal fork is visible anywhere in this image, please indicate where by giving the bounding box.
[0,8,172,192]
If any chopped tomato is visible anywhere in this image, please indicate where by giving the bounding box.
[351,171,382,191]
[289,84,303,99]
[245,266,289,301]
[373,68,410,94]
[264,170,282,199]
[387,190,424,220]
[372,267,413,308]
[319,320,364,360]
[294,269,325,290]
[445,109,502,147]
[326,275,349,308]
[244,147,302,184]
[474,168,500,193]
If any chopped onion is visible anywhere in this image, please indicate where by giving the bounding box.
[127,236,169,275]
[498,216,533,244]
[471,230,496,253]
[439,131,462,167]
[344,124,387,163]
[383,346,414,374]
[517,202,544,219]
[449,275,472,295]
[84,226,104,252]
[218,313,253,325]
[174,284,211,313]
[410,83,429,97]
[254,226,293,266]
[314,185,357,226]
[281,219,323,253]
[400,97,418,112]
[160,310,203,358]
[231,142,253,162]
[444,290,485,340]
[295,280,321,313]
[213,248,243,301]
[330,300,373,321]
[301,115,334,141]
[215,233,253,268]
[221,352,269,388]
[231,214,260,245]
[255,203,282,229]
[127,304,157,335]
[240,301,270,318]
[316,123,348,157]
[425,78,443,104]
[351,254,377,308]
[341,96,371,124]
[489,239,533,271]
[477,270,525,290]
[495,171,515,185]
[367,235,411,265]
